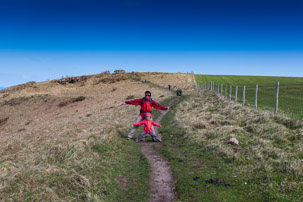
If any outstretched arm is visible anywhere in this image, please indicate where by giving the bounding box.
[151,100,168,110]
[134,120,145,126]
[152,121,161,127]
[125,98,143,106]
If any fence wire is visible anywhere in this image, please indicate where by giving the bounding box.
[199,82,303,120]
[279,84,303,119]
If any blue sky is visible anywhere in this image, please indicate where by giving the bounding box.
[0,0,303,87]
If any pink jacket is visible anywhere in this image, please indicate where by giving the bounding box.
[133,120,161,133]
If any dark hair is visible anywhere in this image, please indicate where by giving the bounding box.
[145,91,151,96]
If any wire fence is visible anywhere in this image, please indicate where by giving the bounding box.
[198,82,303,120]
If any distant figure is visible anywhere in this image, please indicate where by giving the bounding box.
[176,89,183,96]
[168,84,171,91]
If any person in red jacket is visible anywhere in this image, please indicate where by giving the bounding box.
[134,113,162,142]
[125,91,168,140]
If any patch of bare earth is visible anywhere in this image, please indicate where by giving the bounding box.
[114,174,128,190]
[140,99,177,202]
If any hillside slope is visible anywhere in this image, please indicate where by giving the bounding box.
[0,72,195,200]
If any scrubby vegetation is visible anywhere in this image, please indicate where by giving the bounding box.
[58,96,86,107]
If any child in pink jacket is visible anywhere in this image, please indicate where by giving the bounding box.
[134,113,162,142]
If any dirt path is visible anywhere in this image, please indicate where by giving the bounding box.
[140,99,176,202]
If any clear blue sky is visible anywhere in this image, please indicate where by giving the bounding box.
[1,0,303,87]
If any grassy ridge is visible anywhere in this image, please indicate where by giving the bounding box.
[158,91,303,202]
[195,74,303,119]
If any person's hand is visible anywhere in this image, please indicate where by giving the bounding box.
[166,107,170,110]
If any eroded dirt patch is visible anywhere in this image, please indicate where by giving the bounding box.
[115,174,128,190]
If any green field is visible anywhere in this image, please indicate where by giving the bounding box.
[195,75,303,119]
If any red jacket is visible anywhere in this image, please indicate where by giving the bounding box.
[133,119,161,133]
[125,97,168,117]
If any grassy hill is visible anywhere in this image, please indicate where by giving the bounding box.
[195,74,303,119]
[0,72,195,201]
[2,71,303,201]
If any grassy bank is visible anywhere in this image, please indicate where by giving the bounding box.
[0,128,151,201]
[158,91,303,202]
[195,74,303,119]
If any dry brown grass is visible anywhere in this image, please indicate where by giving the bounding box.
[0,72,194,200]
[138,72,196,92]
[175,90,303,197]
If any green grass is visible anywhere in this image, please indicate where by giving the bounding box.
[195,74,303,119]
[0,130,151,201]
[157,94,303,202]
[195,74,303,87]
[90,132,151,202]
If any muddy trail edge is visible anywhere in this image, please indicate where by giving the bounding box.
[140,98,177,202]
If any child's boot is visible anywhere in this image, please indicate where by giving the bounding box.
[155,138,162,142]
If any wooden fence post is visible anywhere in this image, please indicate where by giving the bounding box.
[224,85,227,98]
[235,86,238,103]
[255,84,258,109]
[229,86,232,102]
[242,86,246,106]
[221,84,223,95]
[217,83,219,94]
[274,81,279,113]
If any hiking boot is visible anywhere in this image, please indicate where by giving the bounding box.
[135,139,143,143]
[155,138,162,142]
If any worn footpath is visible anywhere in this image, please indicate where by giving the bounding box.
[140,99,177,202]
